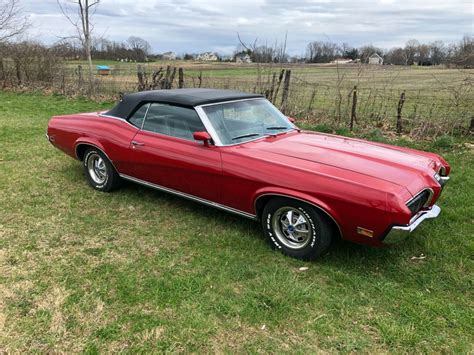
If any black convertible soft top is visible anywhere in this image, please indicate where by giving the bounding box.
[105,88,264,119]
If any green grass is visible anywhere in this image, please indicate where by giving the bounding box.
[1,91,473,352]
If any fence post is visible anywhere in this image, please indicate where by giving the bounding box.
[273,69,285,103]
[77,65,83,88]
[178,68,184,88]
[60,69,65,94]
[162,66,171,89]
[198,71,202,88]
[281,69,291,113]
[270,72,277,102]
[168,67,177,89]
[137,64,146,91]
[350,85,357,131]
[307,87,317,113]
[150,67,163,89]
[397,91,406,134]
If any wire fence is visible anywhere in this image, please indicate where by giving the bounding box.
[1,63,473,137]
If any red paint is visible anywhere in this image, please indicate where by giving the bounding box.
[48,111,450,247]
[193,131,212,147]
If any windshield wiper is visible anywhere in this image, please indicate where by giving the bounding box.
[232,133,261,140]
[266,126,290,130]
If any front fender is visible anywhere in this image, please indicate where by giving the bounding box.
[252,187,344,237]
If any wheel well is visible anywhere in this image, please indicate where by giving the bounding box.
[75,144,92,161]
[255,195,273,219]
[75,143,120,176]
[255,194,342,239]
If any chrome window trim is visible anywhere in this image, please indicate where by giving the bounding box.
[195,98,296,147]
[119,174,257,220]
[198,97,264,108]
[139,102,211,144]
[131,125,212,146]
[194,106,223,146]
[98,113,139,129]
[139,103,151,130]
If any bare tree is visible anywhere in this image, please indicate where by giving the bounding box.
[417,44,430,65]
[454,35,474,68]
[236,32,288,63]
[57,0,100,85]
[127,36,151,62]
[404,39,420,65]
[0,0,29,42]
[386,47,406,65]
[429,40,446,65]
[306,41,340,63]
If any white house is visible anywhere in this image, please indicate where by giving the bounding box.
[368,53,384,65]
[197,52,219,61]
[162,51,177,60]
[235,53,252,63]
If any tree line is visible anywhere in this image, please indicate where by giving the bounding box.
[0,0,473,69]
[52,36,152,62]
[305,37,473,67]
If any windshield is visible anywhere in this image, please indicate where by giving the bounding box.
[201,99,294,145]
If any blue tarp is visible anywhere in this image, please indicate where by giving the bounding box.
[96,65,110,70]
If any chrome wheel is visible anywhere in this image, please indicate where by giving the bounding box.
[271,207,313,249]
[87,153,107,184]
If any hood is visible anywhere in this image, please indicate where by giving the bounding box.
[246,132,436,195]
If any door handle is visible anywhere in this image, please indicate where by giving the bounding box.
[131,141,145,146]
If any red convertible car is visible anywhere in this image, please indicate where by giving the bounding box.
[47,89,450,260]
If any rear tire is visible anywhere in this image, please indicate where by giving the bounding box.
[262,197,333,260]
[83,147,121,192]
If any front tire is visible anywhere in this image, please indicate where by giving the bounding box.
[83,147,121,192]
[262,197,333,260]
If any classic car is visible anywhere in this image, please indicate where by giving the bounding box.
[47,89,450,260]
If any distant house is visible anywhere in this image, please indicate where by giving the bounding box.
[235,53,252,63]
[368,53,383,65]
[162,51,177,60]
[96,65,111,75]
[197,52,219,61]
[331,58,353,64]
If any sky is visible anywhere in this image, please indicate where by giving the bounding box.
[22,0,474,56]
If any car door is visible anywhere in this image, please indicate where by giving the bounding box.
[126,102,223,203]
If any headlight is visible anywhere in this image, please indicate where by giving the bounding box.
[407,189,433,216]
[433,172,449,187]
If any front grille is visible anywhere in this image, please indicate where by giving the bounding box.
[407,189,432,216]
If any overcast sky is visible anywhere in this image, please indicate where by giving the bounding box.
[22,0,473,55]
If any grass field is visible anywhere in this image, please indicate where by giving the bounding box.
[69,60,474,92]
[59,61,474,136]
[1,91,473,352]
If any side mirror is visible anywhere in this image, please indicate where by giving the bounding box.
[193,131,212,147]
[288,116,296,123]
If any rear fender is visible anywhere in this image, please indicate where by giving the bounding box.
[74,138,108,161]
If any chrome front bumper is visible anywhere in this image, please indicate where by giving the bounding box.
[383,205,441,244]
